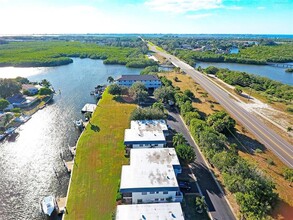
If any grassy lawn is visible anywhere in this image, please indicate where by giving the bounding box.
[65,89,136,220]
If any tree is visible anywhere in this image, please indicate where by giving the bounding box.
[183,89,195,99]
[207,111,236,135]
[140,66,158,75]
[107,76,115,84]
[15,77,30,84]
[174,67,181,73]
[175,144,196,164]
[179,101,194,117]
[172,133,186,146]
[154,86,174,103]
[195,196,206,213]
[108,84,126,95]
[152,102,164,112]
[283,168,293,186]
[184,111,201,125]
[130,107,166,120]
[205,66,219,75]
[0,79,21,99]
[41,79,51,88]
[39,87,53,95]
[0,99,9,111]
[129,82,148,102]
[234,86,243,95]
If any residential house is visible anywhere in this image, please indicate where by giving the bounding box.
[22,84,39,95]
[120,148,183,204]
[124,120,169,148]
[116,203,185,220]
[116,75,161,89]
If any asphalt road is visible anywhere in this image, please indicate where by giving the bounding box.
[149,44,293,168]
[167,108,235,220]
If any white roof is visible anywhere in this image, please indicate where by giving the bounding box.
[120,149,180,191]
[124,120,167,144]
[130,148,180,168]
[131,120,168,131]
[116,203,185,220]
[124,129,165,143]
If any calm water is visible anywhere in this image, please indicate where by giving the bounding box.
[0,58,141,220]
[196,62,293,85]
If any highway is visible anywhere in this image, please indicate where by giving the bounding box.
[149,44,293,168]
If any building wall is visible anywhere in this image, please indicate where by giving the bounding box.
[132,143,164,148]
[132,191,177,204]
[117,80,161,89]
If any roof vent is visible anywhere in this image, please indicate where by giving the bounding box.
[142,214,146,220]
[170,212,176,218]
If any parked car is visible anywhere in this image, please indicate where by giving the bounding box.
[179,181,191,191]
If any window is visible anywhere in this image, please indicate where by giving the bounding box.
[160,198,165,201]
[137,199,143,204]
[142,192,147,195]
[150,192,155,194]
[139,144,143,147]
[163,191,168,194]
[156,192,159,194]
[155,198,159,201]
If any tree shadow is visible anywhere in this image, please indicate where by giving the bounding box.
[113,95,135,104]
[90,124,100,132]
[227,130,267,155]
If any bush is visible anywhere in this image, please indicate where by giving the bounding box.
[0,98,9,111]
[130,107,166,120]
[108,84,127,95]
[39,87,53,95]
[175,144,196,164]
[11,108,21,113]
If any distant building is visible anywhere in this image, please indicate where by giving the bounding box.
[116,203,185,220]
[22,84,39,95]
[116,75,161,89]
[120,148,183,204]
[124,120,168,148]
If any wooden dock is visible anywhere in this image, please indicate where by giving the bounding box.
[63,160,74,173]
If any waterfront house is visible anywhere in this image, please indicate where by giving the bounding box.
[116,203,185,220]
[124,120,169,148]
[7,94,38,108]
[117,75,161,89]
[22,84,39,95]
[120,148,183,204]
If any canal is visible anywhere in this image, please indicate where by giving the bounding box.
[196,61,293,85]
[0,58,141,220]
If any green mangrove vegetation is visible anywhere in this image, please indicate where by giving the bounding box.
[204,66,293,104]
[0,41,156,68]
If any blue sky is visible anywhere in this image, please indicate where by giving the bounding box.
[0,0,292,35]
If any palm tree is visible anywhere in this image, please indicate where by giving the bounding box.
[107,76,114,84]
[195,196,206,213]
[172,133,186,146]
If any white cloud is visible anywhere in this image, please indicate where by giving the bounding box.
[144,0,222,13]
[0,5,118,34]
[186,13,213,19]
[224,5,242,10]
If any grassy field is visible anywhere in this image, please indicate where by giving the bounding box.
[65,89,136,220]
[161,71,293,219]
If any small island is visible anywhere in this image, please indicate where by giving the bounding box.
[285,68,293,73]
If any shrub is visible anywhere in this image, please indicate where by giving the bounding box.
[108,84,127,95]
[39,87,53,95]
[130,107,166,120]
[175,144,196,164]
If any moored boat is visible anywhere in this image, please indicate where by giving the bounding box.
[40,196,59,217]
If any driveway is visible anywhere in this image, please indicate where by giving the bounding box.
[166,107,236,220]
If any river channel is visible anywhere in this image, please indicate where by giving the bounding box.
[196,61,293,85]
[0,58,141,220]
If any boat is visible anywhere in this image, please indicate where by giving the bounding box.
[4,127,16,135]
[40,196,58,217]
